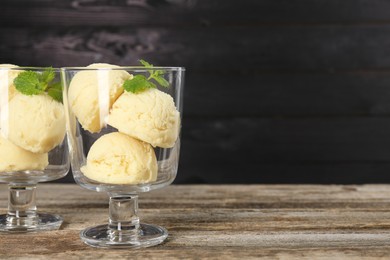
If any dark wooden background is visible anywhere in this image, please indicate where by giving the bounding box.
[2,0,390,184]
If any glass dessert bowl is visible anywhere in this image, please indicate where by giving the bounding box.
[61,63,184,248]
[0,66,69,232]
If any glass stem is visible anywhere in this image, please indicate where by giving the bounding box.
[108,194,140,241]
[7,184,38,226]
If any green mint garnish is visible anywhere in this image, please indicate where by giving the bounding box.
[13,71,44,95]
[40,68,55,84]
[123,59,169,93]
[139,59,153,67]
[123,75,156,93]
[47,82,63,102]
[14,67,62,102]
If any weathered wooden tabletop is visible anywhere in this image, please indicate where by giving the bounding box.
[0,184,390,259]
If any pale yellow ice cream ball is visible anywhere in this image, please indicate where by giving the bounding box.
[81,132,157,184]
[68,63,132,133]
[108,88,180,148]
[0,135,48,171]
[0,64,21,100]
[8,94,66,153]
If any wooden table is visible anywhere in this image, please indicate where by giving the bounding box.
[0,184,390,259]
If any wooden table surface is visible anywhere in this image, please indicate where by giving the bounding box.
[0,184,390,259]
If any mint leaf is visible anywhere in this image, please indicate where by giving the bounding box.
[40,67,55,85]
[153,75,169,87]
[139,59,153,68]
[14,71,44,95]
[13,68,63,102]
[154,70,164,76]
[123,75,156,93]
[47,82,63,102]
[123,60,170,94]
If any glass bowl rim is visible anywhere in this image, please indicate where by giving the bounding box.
[0,66,185,72]
[60,66,185,71]
[0,67,61,71]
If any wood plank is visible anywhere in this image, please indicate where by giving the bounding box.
[5,66,390,118]
[58,162,390,184]
[4,0,390,27]
[174,163,390,184]
[6,28,390,117]
[2,26,390,70]
[0,184,389,258]
[184,71,390,117]
[182,117,390,162]
[55,117,390,184]
[175,117,390,184]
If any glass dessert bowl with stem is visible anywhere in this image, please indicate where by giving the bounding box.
[0,66,69,232]
[61,62,184,248]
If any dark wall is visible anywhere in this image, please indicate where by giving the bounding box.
[2,0,390,184]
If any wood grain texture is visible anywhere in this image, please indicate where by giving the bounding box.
[4,0,390,27]
[184,72,390,117]
[0,184,390,259]
[171,117,390,184]
[55,117,390,184]
[5,26,390,117]
[3,1,390,184]
[2,26,390,70]
[183,117,390,162]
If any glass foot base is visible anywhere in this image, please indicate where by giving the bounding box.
[0,213,63,233]
[80,223,168,248]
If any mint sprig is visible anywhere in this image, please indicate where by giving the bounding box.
[14,67,62,102]
[123,75,156,93]
[13,71,44,95]
[47,82,63,102]
[123,60,170,93]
